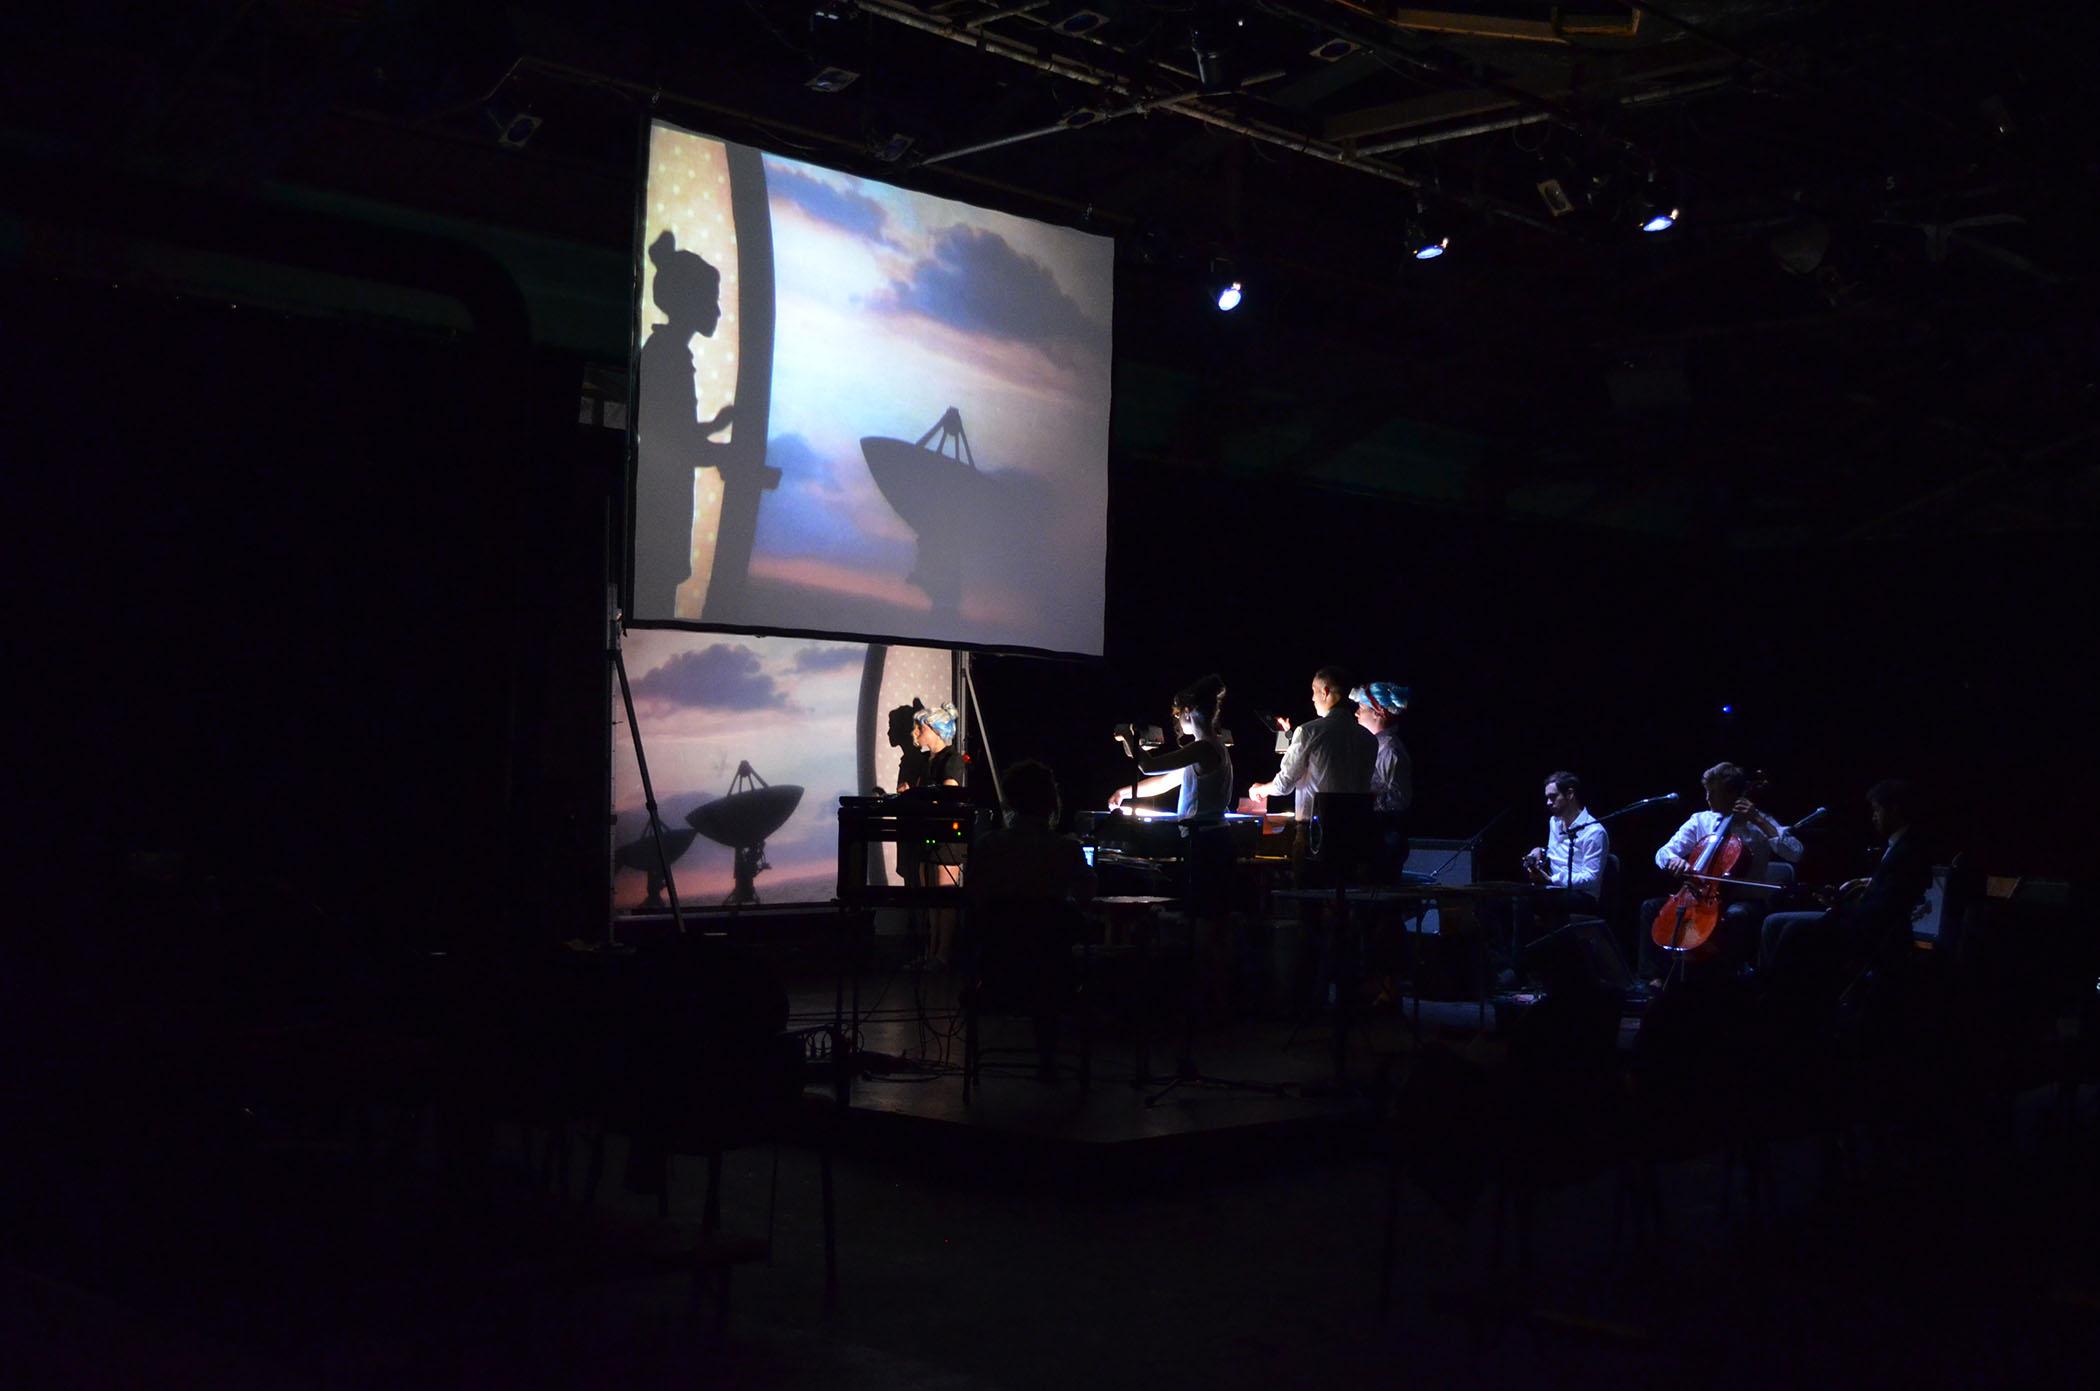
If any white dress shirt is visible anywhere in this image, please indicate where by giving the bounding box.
[1543,809,1609,897]
[1654,810,1802,896]
[1267,708,1376,820]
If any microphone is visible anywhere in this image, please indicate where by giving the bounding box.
[1643,792,1684,808]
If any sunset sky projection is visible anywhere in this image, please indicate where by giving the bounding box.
[640,123,1113,654]
[611,631,954,910]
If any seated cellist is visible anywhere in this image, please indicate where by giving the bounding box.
[1637,762,1804,984]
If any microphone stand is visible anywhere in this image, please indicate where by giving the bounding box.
[1422,806,1510,884]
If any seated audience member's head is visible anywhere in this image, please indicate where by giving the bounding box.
[1001,759,1062,826]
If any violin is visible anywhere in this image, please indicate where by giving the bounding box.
[1650,772,1782,955]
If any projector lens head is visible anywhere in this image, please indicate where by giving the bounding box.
[1215,281,1243,312]
[1641,208,1679,233]
[1413,238,1448,260]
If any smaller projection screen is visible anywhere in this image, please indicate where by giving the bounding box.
[633,118,1113,656]
[612,629,956,912]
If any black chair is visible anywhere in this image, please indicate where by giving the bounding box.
[960,896,1093,1100]
[609,937,840,1318]
[1306,791,1380,890]
[1522,853,1634,996]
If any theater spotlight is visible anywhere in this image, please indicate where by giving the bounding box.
[1188,7,1244,91]
[1215,279,1244,312]
[1051,8,1112,37]
[1310,36,1359,61]
[1405,201,1449,260]
[1633,167,1679,233]
[805,66,859,93]
[1209,258,1243,311]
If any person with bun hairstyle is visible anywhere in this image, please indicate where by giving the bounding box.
[1110,673,1233,825]
[635,230,736,616]
[1113,674,1237,1009]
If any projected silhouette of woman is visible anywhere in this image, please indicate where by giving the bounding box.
[635,230,737,617]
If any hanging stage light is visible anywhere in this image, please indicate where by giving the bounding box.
[1633,167,1680,233]
[1050,8,1112,37]
[1406,200,1450,260]
[1215,279,1244,311]
[1209,257,1243,311]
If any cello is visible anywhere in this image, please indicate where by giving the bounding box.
[1649,773,1786,955]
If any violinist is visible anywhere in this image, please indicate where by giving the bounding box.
[1758,779,1932,985]
[1637,762,1804,982]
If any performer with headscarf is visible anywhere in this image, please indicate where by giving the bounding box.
[1351,683,1413,838]
[910,702,965,789]
[902,701,965,968]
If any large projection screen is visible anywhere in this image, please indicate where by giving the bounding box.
[612,630,957,912]
[633,118,1113,656]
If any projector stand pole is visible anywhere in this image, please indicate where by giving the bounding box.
[960,652,1004,808]
[612,614,687,941]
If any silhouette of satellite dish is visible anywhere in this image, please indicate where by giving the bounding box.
[684,761,804,906]
[862,407,985,611]
[686,781,803,847]
[615,827,699,872]
[861,407,986,534]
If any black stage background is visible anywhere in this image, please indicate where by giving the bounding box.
[11,256,2084,953]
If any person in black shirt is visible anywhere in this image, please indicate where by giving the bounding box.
[911,702,965,790]
[905,702,965,967]
[1760,779,1933,983]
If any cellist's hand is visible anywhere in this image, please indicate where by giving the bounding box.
[1732,797,1774,829]
[1664,855,1692,877]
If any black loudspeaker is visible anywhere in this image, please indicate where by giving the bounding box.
[1520,916,1635,994]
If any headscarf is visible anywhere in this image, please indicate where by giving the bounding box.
[1349,682,1410,717]
[913,701,959,742]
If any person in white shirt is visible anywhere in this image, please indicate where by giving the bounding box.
[1523,771,1610,911]
[1247,666,1376,821]
[1488,771,1613,986]
[1638,761,1803,982]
